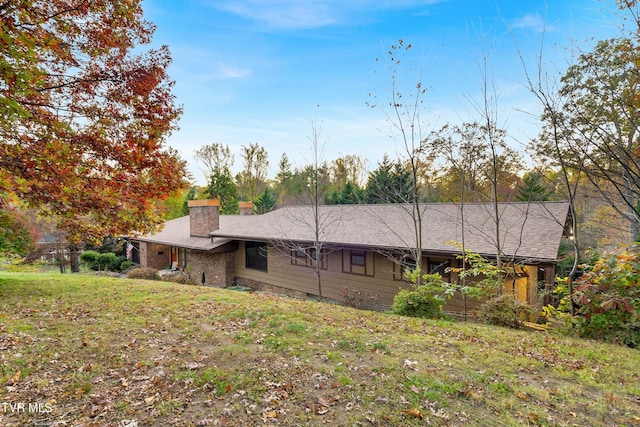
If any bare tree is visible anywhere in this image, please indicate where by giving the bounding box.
[463,37,508,282]
[194,143,234,187]
[512,18,583,314]
[367,40,438,284]
[237,142,269,201]
[271,121,344,300]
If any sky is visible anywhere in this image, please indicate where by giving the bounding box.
[142,0,624,185]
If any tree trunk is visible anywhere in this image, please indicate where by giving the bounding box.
[69,243,80,273]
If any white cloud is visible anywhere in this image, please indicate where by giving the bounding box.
[211,0,443,30]
[511,13,547,32]
[216,61,252,79]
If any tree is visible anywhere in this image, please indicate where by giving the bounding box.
[514,19,584,312]
[364,155,413,204]
[329,154,369,188]
[273,121,339,300]
[0,1,187,246]
[367,40,441,284]
[194,143,234,186]
[253,186,277,214]
[181,187,198,216]
[236,143,269,201]
[274,153,300,206]
[516,172,550,202]
[161,187,196,219]
[325,181,364,205]
[0,204,36,256]
[207,170,239,214]
[552,37,640,242]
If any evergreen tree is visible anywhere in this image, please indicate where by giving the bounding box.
[181,187,197,216]
[207,170,239,214]
[516,172,550,202]
[253,187,277,214]
[325,181,363,204]
[364,155,413,203]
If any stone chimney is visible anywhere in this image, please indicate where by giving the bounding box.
[239,201,254,215]
[188,199,220,237]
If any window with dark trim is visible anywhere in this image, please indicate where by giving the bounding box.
[350,251,366,267]
[393,255,417,282]
[291,247,327,269]
[343,249,373,276]
[246,241,268,272]
[428,259,451,281]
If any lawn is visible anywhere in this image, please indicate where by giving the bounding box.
[0,272,639,426]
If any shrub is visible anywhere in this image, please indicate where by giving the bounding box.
[391,274,446,319]
[96,252,119,272]
[79,250,100,270]
[477,294,533,329]
[0,253,36,272]
[169,273,198,285]
[342,287,379,310]
[571,245,640,348]
[119,260,136,272]
[127,267,160,281]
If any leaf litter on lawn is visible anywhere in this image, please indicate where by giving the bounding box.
[0,272,639,426]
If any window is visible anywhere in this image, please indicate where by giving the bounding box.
[343,249,373,276]
[245,241,268,272]
[428,259,451,281]
[350,251,366,267]
[291,247,327,269]
[393,255,417,282]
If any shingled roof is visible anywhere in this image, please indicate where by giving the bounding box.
[210,201,570,263]
[134,216,232,251]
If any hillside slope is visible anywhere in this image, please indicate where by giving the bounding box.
[0,272,639,426]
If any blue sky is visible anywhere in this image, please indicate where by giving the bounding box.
[142,0,623,185]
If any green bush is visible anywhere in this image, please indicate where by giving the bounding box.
[119,260,136,272]
[477,294,533,329]
[126,267,160,281]
[79,250,100,270]
[571,245,640,347]
[96,252,119,271]
[391,274,446,319]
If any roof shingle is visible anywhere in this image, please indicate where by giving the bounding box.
[210,201,570,263]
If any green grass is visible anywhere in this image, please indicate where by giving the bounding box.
[0,271,639,426]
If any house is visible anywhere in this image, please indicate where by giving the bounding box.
[134,199,570,313]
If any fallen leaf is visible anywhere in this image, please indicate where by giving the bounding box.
[403,408,423,419]
[517,392,527,401]
[264,411,278,418]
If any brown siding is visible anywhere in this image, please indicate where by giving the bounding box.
[233,242,544,316]
[233,242,413,307]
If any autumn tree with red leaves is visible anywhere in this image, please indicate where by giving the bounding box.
[0,1,187,264]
